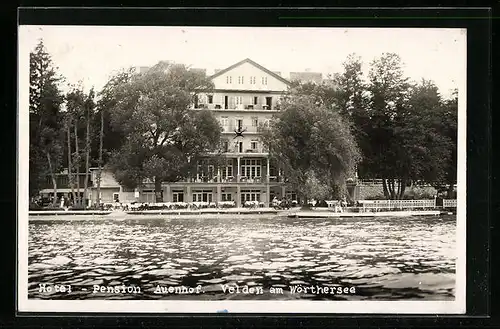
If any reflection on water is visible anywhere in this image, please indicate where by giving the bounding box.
[28,215,456,300]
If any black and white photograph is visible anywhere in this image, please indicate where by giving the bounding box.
[18,24,466,314]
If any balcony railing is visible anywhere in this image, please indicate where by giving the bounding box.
[168,174,285,184]
[194,103,275,111]
[229,146,266,154]
[222,125,265,133]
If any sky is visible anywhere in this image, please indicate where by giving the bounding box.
[19,26,466,98]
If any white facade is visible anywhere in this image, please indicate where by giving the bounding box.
[210,59,289,92]
[89,168,136,204]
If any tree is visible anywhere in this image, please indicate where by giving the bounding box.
[287,79,340,112]
[261,95,360,206]
[83,88,96,207]
[302,170,333,202]
[96,99,105,206]
[65,86,87,205]
[64,112,77,203]
[103,63,222,202]
[335,54,368,117]
[437,89,458,197]
[94,68,135,206]
[334,54,371,151]
[401,79,452,188]
[355,53,454,199]
[364,53,413,199]
[29,40,65,203]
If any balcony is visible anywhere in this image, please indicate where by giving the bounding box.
[193,103,277,112]
[179,175,270,184]
[221,125,262,134]
[238,176,266,184]
[229,146,267,155]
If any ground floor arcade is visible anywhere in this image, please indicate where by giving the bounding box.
[136,183,297,207]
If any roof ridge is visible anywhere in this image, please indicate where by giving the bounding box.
[209,58,290,85]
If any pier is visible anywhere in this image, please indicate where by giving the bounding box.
[287,210,442,219]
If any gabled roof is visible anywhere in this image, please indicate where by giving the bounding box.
[209,58,291,85]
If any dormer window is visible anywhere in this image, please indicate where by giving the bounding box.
[226,76,232,84]
[261,77,268,85]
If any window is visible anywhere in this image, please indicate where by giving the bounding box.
[254,96,258,105]
[113,193,120,202]
[220,116,229,130]
[226,76,232,84]
[208,95,213,104]
[172,191,184,203]
[238,76,244,84]
[249,76,256,84]
[142,190,155,203]
[241,190,261,203]
[222,159,233,179]
[222,193,232,201]
[235,96,242,105]
[261,77,268,85]
[251,117,258,127]
[222,140,229,152]
[236,119,243,130]
[251,141,258,150]
[241,159,262,178]
[193,190,213,203]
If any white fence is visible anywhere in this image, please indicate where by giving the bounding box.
[359,199,436,209]
[357,199,457,210]
[443,199,457,208]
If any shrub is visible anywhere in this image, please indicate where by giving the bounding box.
[40,204,64,211]
[219,202,235,209]
[403,186,437,200]
[29,202,42,210]
[363,192,387,200]
[316,200,328,208]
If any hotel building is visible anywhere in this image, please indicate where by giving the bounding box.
[88,58,304,207]
[37,59,340,207]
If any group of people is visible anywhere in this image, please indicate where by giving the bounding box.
[32,195,78,209]
[271,197,293,210]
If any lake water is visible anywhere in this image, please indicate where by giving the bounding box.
[28,215,456,300]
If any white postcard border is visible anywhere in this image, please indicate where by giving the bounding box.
[17,25,467,314]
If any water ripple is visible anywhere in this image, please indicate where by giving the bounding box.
[28,215,456,300]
